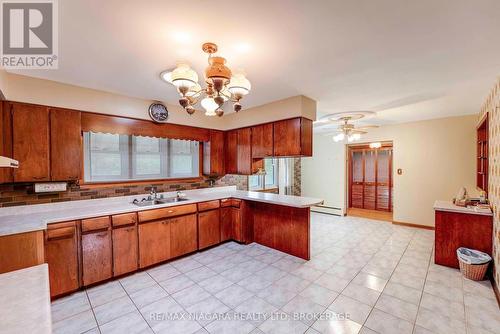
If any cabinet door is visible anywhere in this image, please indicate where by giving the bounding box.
[198,209,221,249]
[208,130,225,176]
[170,214,198,258]
[225,130,238,174]
[0,102,13,184]
[82,229,112,286]
[220,207,233,242]
[273,118,301,157]
[232,207,243,242]
[251,123,273,158]
[45,222,79,297]
[112,225,138,277]
[50,108,82,181]
[11,103,50,182]
[138,220,171,268]
[237,128,252,175]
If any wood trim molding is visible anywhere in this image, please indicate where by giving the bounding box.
[392,220,435,230]
[81,112,210,142]
[80,177,204,189]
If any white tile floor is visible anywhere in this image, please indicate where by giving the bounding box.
[51,212,500,334]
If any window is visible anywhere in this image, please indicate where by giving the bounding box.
[83,132,199,183]
[249,158,279,190]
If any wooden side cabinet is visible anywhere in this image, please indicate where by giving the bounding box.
[11,102,51,182]
[170,213,198,258]
[435,210,493,268]
[203,130,225,176]
[50,108,82,181]
[273,117,312,157]
[81,217,112,286]
[138,219,171,268]
[45,222,79,298]
[112,213,138,277]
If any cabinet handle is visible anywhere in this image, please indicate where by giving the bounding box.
[33,176,47,180]
[168,210,174,213]
[125,227,135,232]
[96,232,108,238]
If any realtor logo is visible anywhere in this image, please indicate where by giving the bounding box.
[1,0,58,69]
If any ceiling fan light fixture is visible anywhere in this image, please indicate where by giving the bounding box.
[333,133,345,142]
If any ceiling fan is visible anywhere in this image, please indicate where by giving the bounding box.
[314,111,378,142]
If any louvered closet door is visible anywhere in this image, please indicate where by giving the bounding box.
[363,150,376,210]
[351,150,364,208]
[376,148,392,211]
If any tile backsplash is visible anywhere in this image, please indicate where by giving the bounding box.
[0,174,248,208]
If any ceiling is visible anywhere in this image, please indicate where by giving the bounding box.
[9,0,500,125]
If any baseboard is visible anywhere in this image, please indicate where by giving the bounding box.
[311,205,343,216]
[392,221,435,230]
[491,276,500,308]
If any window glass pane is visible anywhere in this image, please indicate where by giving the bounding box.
[135,136,160,153]
[91,152,122,176]
[135,154,161,176]
[264,159,275,186]
[90,133,120,151]
[249,175,261,190]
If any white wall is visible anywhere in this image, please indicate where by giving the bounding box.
[302,114,478,227]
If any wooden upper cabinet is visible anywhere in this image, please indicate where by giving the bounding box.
[273,117,313,157]
[203,130,225,176]
[251,123,274,158]
[11,103,50,182]
[45,221,79,297]
[170,213,198,258]
[237,127,252,175]
[0,102,13,184]
[225,130,238,174]
[50,108,82,181]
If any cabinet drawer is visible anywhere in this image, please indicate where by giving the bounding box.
[231,199,242,208]
[112,212,137,227]
[46,226,76,240]
[138,204,197,222]
[220,198,232,207]
[82,216,111,232]
[197,200,220,212]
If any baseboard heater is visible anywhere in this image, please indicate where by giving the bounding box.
[311,204,343,216]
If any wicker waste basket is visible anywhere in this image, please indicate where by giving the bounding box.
[456,247,492,281]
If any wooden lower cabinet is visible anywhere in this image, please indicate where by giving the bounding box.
[232,207,243,242]
[44,222,79,298]
[81,218,112,286]
[112,225,138,277]
[138,220,171,268]
[170,214,198,258]
[198,209,220,249]
[220,207,233,242]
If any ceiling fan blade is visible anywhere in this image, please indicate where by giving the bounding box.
[351,130,368,134]
[356,125,379,131]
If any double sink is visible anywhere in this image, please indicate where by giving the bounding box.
[132,193,189,207]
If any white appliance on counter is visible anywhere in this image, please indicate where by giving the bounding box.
[0,156,19,168]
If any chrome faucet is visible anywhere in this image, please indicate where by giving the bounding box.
[150,187,158,199]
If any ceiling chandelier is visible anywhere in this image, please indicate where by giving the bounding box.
[161,42,251,117]
[314,111,378,143]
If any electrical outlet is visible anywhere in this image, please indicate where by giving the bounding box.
[34,183,67,193]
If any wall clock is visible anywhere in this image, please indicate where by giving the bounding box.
[148,103,169,123]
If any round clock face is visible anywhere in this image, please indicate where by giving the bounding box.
[148,103,169,123]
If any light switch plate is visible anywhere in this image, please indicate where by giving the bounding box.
[34,182,67,193]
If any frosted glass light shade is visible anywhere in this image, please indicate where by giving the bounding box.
[186,83,202,97]
[228,71,251,96]
[171,63,198,89]
[201,97,218,116]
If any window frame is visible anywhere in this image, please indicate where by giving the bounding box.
[82,132,202,184]
[248,158,279,191]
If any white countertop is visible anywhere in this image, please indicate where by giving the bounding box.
[0,264,51,334]
[433,200,493,216]
[0,186,323,237]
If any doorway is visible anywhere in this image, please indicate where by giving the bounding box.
[347,142,393,221]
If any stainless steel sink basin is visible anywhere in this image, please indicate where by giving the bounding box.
[132,197,189,207]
